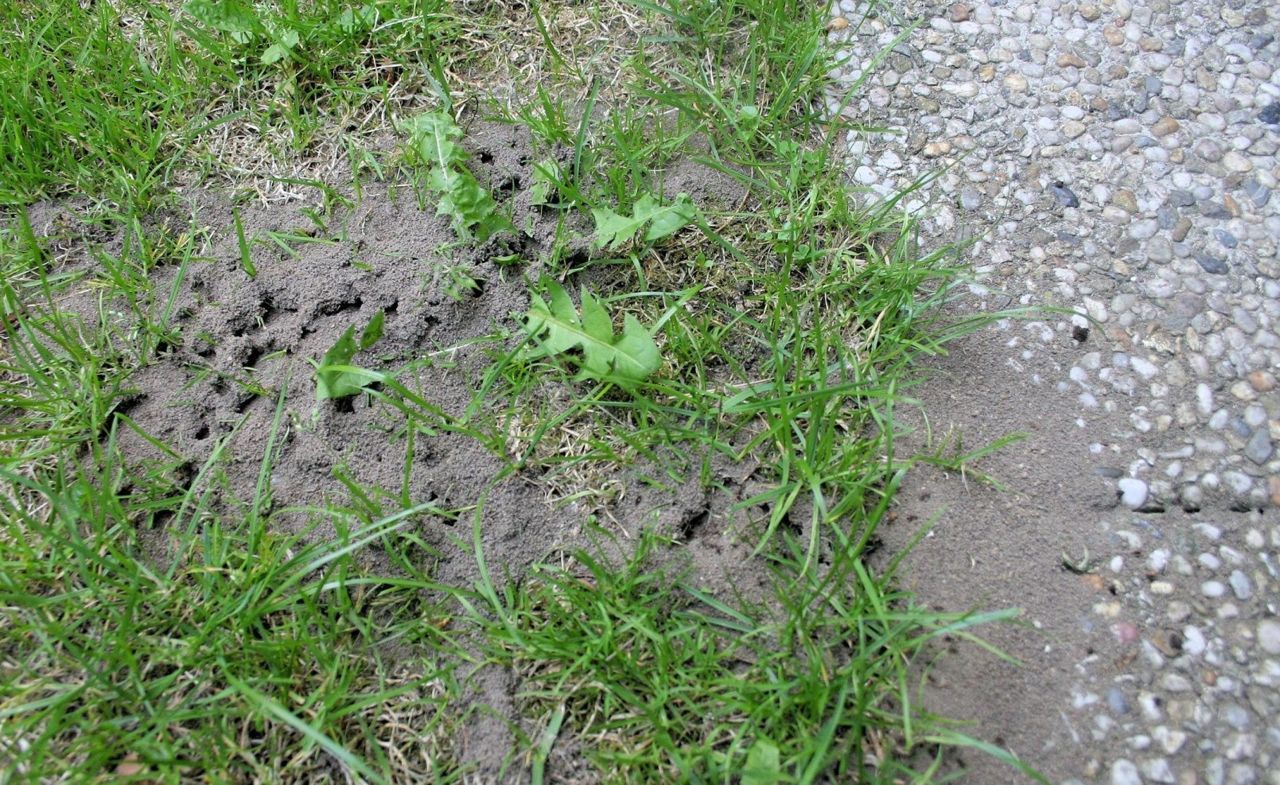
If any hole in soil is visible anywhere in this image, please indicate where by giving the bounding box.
[493,175,522,196]
[333,396,356,414]
[243,344,268,370]
[262,295,297,326]
[1072,324,1090,342]
[318,295,363,316]
[194,424,209,440]
[561,248,590,271]
[154,335,179,355]
[322,295,363,316]
[111,394,144,423]
[678,505,710,540]
[478,150,494,164]
[234,394,258,414]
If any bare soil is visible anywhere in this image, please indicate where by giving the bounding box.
[33,121,781,781]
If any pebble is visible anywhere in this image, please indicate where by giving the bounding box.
[1222,151,1253,173]
[1129,220,1159,240]
[1195,254,1228,275]
[1111,759,1142,785]
[1151,117,1179,137]
[1062,120,1088,140]
[1051,182,1080,208]
[1118,478,1149,509]
[1244,430,1274,465]
[1183,626,1206,657]
[1228,570,1252,600]
[1260,620,1280,655]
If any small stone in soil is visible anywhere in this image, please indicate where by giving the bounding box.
[1195,254,1228,275]
[1051,181,1080,208]
[1118,478,1149,509]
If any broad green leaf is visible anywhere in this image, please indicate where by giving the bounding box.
[742,738,781,785]
[402,112,512,241]
[522,277,660,386]
[591,205,649,250]
[591,192,697,250]
[260,43,288,64]
[334,4,377,33]
[260,29,299,64]
[184,0,258,41]
[313,312,385,400]
[640,193,696,242]
[358,310,384,350]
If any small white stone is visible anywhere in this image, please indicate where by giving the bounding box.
[1148,549,1170,572]
[1182,626,1206,656]
[1201,580,1226,598]
[1131,356,1159,380]
[944,81,979,98]
[1223,151,1252,172]
[1258,619,1280,654]
[877,150,903,170]
[1118,478,1149,509]
[1196,383,1214,416]
[1141,758,1175,784]
[1153,725,1187,755]
[1111,759,1142,785]
[1228,570,1252,600]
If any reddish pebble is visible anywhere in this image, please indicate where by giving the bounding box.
[1111,621,1140,645]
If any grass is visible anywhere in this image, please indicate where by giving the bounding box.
[0,0,1037,782]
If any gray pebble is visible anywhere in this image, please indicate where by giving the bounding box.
[1111,759,1142,785]
[1260,620,1280,654]
[1228,570,1253,600]
[1196,254,1229,275]
[1242,179,1270,207]
[1129,220,1160,240]
[1051,182,1080,208]
[1200,201,1232,219]
[1108,686,1131,714]
[1244,429,1274,465]
[1220,704,1251,731]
